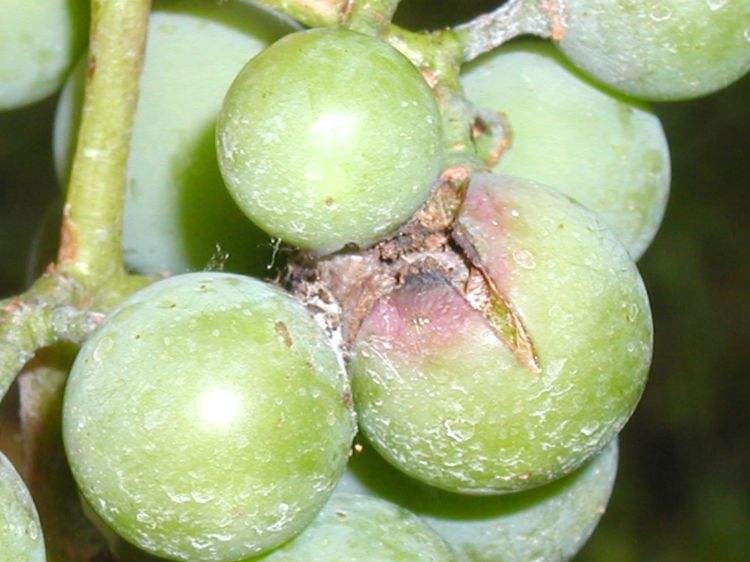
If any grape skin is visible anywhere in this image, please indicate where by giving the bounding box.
[54,1,295,275]
[557,0,750,100]
[350,174,652,494]
[0,452,46,562]
[338,439,619,562]
[62,273,355,561]
[216,28,443,253]
[0,0,87,110]
[249,493,455,561]
[462,39,671,260]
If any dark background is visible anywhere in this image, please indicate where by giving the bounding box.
[1,3,749,560]
[578,72,750,562]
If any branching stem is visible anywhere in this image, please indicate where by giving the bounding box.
[0,0,152,402]
[455,0,566,62]
[0,274,89,400]
[384,26,483,171]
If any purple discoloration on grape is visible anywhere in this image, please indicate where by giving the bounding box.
[457,174,516,295]
[356,275,480,354]
[347,173,652,494]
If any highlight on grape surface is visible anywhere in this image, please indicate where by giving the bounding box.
[0,0,748,560]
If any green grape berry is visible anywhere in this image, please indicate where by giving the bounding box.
[0,0,87,110]
[251,493,455,561]
[556,0,750,100]
[54,1,295,275]
[350,173,652,494]
[462,39,671,260]
[216,27,443,253]
[0,452,46,562]
[338,438,619,562]
[62,272,355,561]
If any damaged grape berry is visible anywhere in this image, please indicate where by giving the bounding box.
[6,0,747,559]
[349,174,651,494]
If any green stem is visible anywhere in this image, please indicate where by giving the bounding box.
[61,0,151,284]
[256,0,346,28]
[0,274,92,401]
[345,0,401,35]
[385,26,483,170]
[0,0,153,403]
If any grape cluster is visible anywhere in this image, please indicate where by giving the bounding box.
[1,1,748,561]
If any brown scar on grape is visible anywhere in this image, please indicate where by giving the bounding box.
[421,68,439,89]
[287,172,539,375]
[57,204,79,264]
[471,108,512,167]
[274,321,293,348]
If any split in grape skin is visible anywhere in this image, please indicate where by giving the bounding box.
[348,173,652,494]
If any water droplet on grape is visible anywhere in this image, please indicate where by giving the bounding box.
[627,303,639,322]
[580,421,600,436]
[512,249,537,269]
[144,410,163,430]
[189,536,212,550]
[136,510,152,523]
[444,419,475,443]
[548,305,563,318]
[164,485,190,503]
[191,489,215,504]
[93,336,113,361]
[706,0,727,10]
[546,357,567,379]
[744,28,750,42]
[649,7,672,21]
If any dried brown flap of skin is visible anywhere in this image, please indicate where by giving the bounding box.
[451,222,541,373]
[288,172,540,374]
